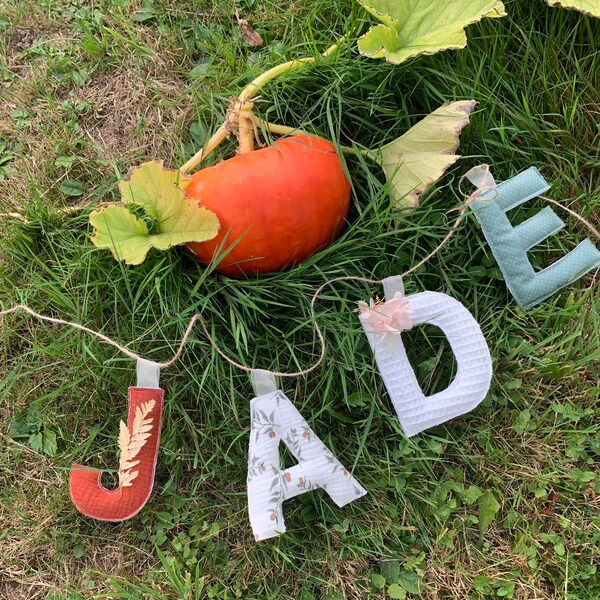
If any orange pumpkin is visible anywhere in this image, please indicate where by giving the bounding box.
[185,135,351,276]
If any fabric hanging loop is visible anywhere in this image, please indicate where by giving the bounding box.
[69,359,164,521]
[137,358,161,389]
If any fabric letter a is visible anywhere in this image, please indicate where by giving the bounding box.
[247,370,366,541]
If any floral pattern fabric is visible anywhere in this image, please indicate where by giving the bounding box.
[247,376,366,541]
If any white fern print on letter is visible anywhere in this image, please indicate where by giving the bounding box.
[118,399,155,488]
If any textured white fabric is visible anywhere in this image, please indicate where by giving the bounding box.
[247,372,367,541]
[250,369,277,396]
[136,358,160,389]
[464,164,496,190]
[360,276,493,437]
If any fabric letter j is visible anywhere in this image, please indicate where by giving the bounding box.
[69,359,163,521]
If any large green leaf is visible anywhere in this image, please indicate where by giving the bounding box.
[357,0,506,64]
[373,100,476,208]
[118,160,192,219]
[90,161,219,265]
[546,0,599,17]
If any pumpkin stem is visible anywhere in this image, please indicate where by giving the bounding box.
[181,99,255,173]
[180,124,229,174]
[237,109,258,154]
[180,39,344,173]
[256,118,382,163]
[238,40,341,102]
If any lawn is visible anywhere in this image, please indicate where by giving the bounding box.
[0,0,599,599]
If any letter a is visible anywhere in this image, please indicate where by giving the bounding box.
[247,370,366,541]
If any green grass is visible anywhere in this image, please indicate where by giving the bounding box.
[0,0,599,598]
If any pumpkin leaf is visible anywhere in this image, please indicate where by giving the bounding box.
[118,160,192,218]
[357,0,506,64]
[90,161,219,265]
[545,0,599,17]
[372,100,476,209]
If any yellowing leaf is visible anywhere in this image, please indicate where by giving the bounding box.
[357,0,506,64]
[119,161,191,219]
[374,100,476,208]
[90,207,151,265]
[90,161,219,265]
[546,0,599,17]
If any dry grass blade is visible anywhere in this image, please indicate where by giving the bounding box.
[117,400,156,488]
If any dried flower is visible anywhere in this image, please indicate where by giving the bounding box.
[358,292,413,338]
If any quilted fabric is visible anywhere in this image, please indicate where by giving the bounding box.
[360,276,493,437]
[69,387,164,521]
[247,370,366,541]
[467,166,600,308]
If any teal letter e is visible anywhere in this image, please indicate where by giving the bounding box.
[469,167,600,308]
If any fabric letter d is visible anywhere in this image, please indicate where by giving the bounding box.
[359,276,493,437]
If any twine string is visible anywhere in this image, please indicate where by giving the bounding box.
[0,304,202,369]
[1,167,597,377]
[309,168,499,317]
[539,195,600,240]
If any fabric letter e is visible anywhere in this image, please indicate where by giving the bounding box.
[466,166,600,308]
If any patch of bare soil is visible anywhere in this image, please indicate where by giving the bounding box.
[2,21,62,78]
[11,27,39,52]
[80,69,189,163]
